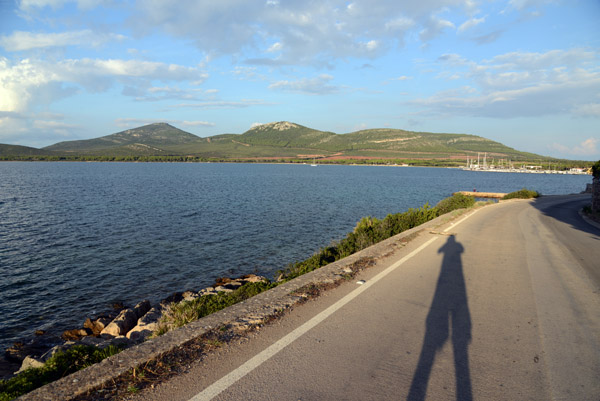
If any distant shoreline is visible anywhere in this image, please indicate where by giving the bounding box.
[0,158,594,175]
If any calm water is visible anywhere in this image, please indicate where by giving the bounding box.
[0,162,592,350]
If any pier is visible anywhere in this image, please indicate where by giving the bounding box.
[453,191,507,199]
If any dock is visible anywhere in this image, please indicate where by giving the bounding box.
[454,191,507,199]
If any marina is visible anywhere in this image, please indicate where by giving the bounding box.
[462,153,591,175]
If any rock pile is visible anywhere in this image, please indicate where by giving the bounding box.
[4,274,268,377]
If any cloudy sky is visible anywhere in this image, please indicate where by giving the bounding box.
[0,0,599,160]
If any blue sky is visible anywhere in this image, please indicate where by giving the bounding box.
[0,0,599,160]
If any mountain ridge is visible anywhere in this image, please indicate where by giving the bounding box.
[0,121,554,162]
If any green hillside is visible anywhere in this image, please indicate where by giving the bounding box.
[1,121,561,164]
[44,123,200,154]
[0,144,54,156]
[239,122,336,148]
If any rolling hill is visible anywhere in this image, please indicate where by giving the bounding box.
[0,144,56,156]
[1,121,548,163]
[44,123,200,155]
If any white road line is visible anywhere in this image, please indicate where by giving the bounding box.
[190,209,479,401]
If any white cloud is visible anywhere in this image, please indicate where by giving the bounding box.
[181,120,215,127]
[414,48,600,119]
[18,0,108,13]
[268,74,339,94]
[550,138,599,156]
[0,30,126,51]
[572,103,600,117]
[169,99,269,109]
[486,49,596,70]
[266,42,282,53]
[129,0,470,65]
[508,0,554,11]
[0,57,206,112]
[420,16,455,43]
[392,75,412,81]
[114,118,214,128]
[0,112,82,144]
[458,16,485,33]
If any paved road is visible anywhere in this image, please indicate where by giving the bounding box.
[135,195,600,401]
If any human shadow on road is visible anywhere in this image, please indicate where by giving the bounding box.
[407,235,472,401]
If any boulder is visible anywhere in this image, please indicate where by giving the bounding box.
[100,308,137,337]
[213,285,234,293]
[182,291,199,302]
[199,288,219,296]
[241,274,268,283]
[214,277,233,286]
[40,345,69,362]
[126,306,163,341]
[107,336,131,348]
[61,328,92,341]
[132,300,151,319]
[83,317,112,336]
[78,336,107,347]
[222,281,243,290]
[15,356,44,374]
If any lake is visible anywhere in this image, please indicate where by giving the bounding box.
[0,162,592,350]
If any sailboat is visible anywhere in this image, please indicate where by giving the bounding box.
[311,158,318,167]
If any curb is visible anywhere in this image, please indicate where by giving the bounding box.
[20,208,473,400]
[579,209,600,231]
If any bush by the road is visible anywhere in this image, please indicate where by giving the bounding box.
[592,160,600,179]
[502,188,540,200]
[279,193,475,281]
[435,193,476,215]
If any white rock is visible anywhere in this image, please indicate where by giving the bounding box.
[182,291,199,302]
[126,306,164,341]
[15,356,44,374]
[100,309,138,337]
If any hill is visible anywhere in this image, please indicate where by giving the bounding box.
[44,123,200,155]
[2,121,555,164]
[0,144,55,157]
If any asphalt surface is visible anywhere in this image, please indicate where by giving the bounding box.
[131,194,600,401]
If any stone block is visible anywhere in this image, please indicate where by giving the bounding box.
[100,309,137,337]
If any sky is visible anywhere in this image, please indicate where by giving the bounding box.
[0,0,599,161]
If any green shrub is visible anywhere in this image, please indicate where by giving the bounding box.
[279,203,440,281]
[0,345,122,401]
[592,160,600,179]
[435,193,476,215]
[502,188,540,200]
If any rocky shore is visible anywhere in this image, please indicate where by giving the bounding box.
[1,274,268,379]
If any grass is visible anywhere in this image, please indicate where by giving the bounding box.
[0,345,122,401]
[154,281,277,336]
[502,188,540,200]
